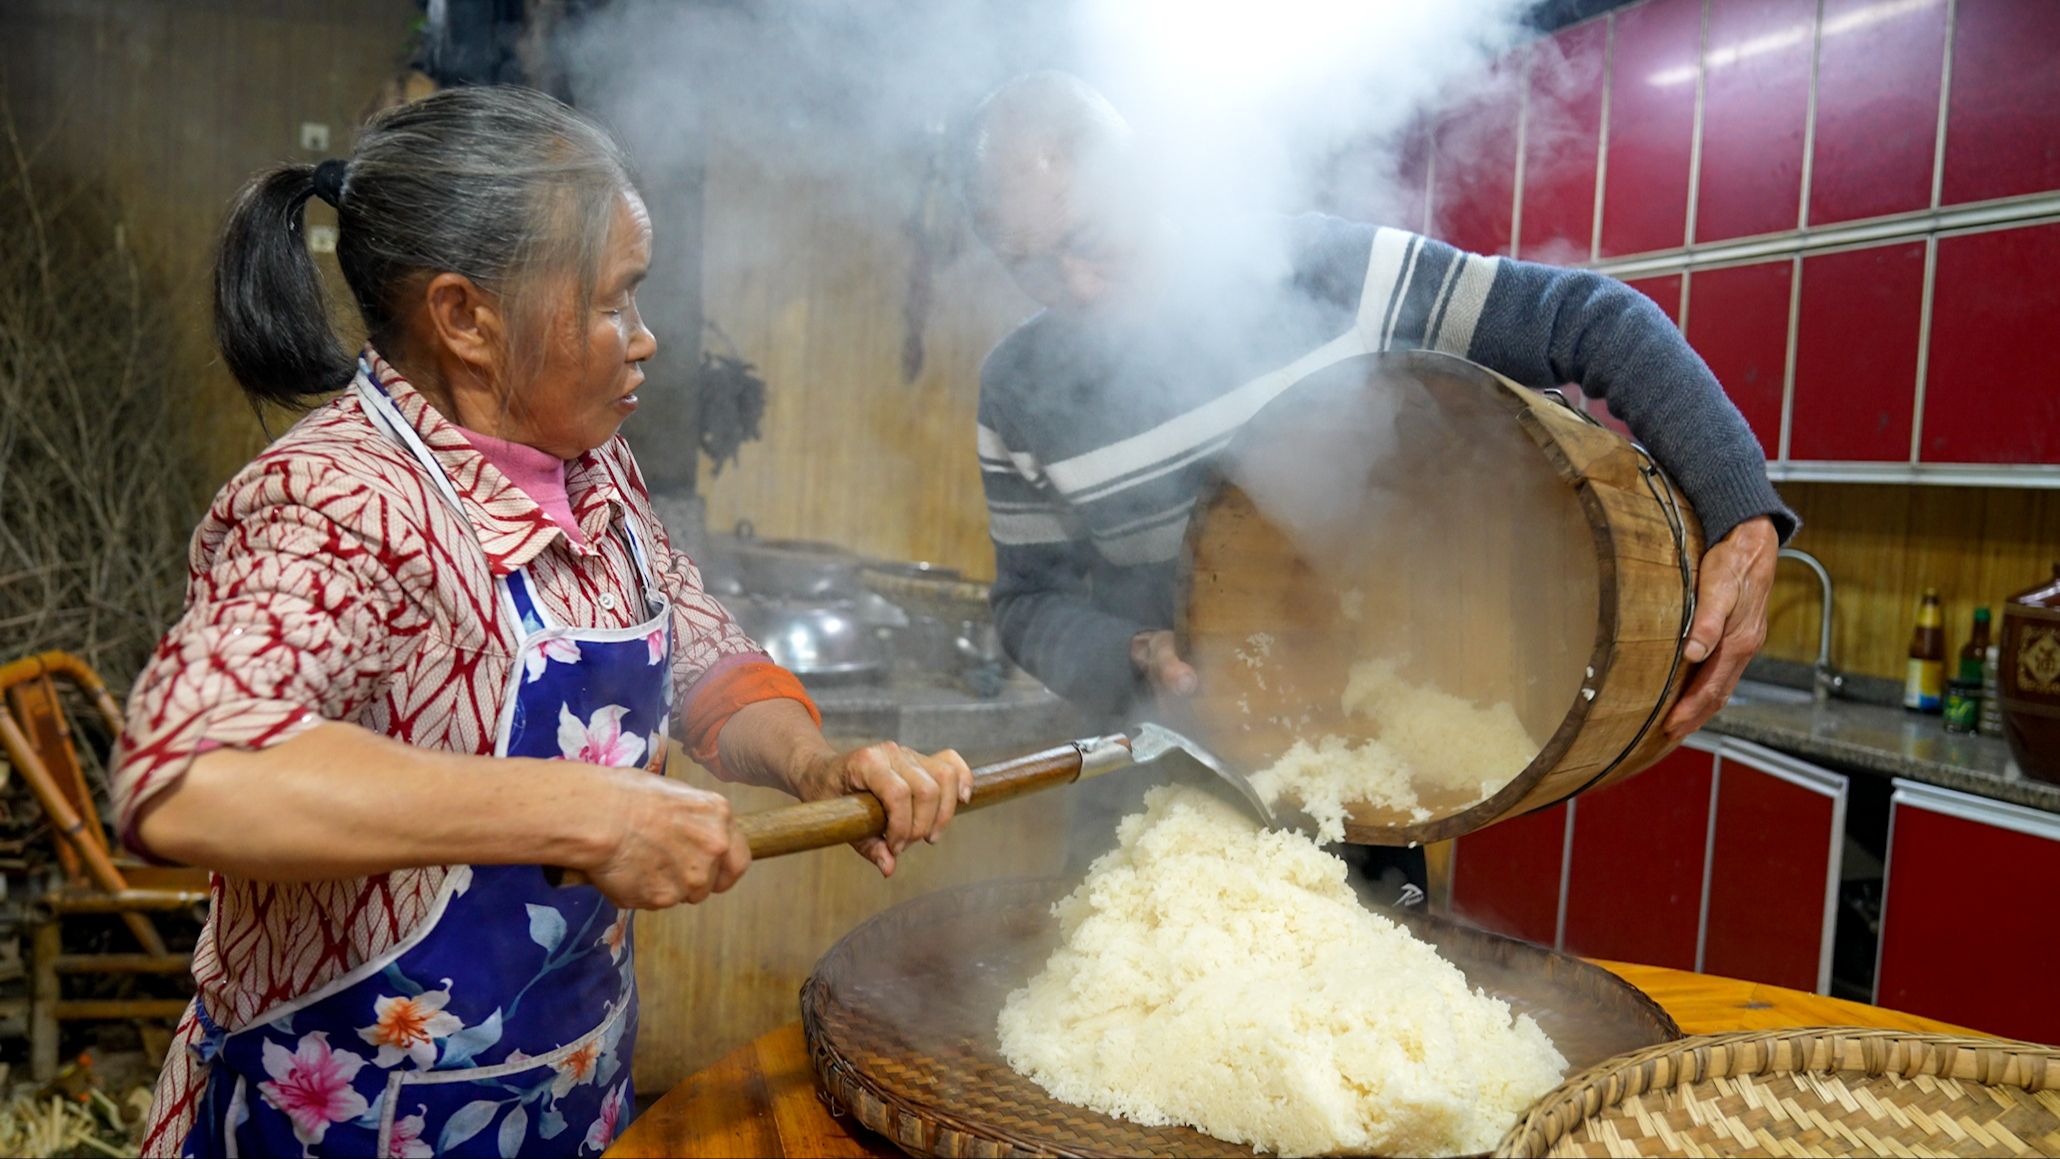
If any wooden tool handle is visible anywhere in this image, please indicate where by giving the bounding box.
[550,741,1100,885]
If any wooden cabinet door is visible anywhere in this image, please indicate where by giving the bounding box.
[1876,781,2060,1043]
[1701,741,1848,993]
[1558,741,1718,970]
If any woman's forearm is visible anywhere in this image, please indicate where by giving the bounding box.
[131,721,620,881]
[711,697,839,796]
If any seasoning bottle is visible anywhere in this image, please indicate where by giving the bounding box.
[1958,606,1992,683]
[1980,643,2006,737]
[1904,588,1945,713]
[1944,679,1981,734]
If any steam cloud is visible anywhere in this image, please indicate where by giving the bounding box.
[566,0,1550,299]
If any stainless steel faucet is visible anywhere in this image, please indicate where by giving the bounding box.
[1777,547,1844,703]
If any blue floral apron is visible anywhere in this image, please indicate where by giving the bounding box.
[182,366,673,1158]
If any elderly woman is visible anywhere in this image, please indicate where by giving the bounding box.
[116,85,971,1158]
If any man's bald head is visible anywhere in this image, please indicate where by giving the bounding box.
[962,72,1148,308]
[964,72,1132,226]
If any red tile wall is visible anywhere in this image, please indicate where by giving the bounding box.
[1433,87,1521,256]
[1921,223,2060,465]
[1599,0,1703,257]
[1789,241,1925,462]
[1695,0,1814,242]
[1519,21,1608,261]
[1809,0,1947,224]
[1685,261,1793,458]
[1941,0,2060,205]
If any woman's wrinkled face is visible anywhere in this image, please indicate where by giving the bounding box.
[517,189,658,458]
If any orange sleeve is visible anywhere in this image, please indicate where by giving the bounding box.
[679,657,821,779]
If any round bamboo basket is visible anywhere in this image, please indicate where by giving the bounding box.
[802,877,1679,1158]
[1494,1027,2060,1158]
[1179,349,1706,846]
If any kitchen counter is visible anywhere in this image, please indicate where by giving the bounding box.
[1709,675,2059,814]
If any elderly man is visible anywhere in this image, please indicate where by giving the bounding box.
[970,70,1792,711]
[965,73,1795,894]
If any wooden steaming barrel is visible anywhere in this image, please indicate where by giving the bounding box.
[1179,350,1705,846]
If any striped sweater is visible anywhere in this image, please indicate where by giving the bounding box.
[976,214,1797,714]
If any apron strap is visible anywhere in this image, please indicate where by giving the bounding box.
[350,363,471,523]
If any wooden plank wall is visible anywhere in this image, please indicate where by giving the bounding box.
[1766,484,2060,682]
[694,140,1031,577]
[0,0,419,488]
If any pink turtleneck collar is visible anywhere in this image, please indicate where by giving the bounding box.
[455,427,587,546]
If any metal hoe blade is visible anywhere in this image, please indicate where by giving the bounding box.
[1131,722,1278,829]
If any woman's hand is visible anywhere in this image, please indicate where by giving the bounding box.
[791,742,974,876]
[583,765,750,909]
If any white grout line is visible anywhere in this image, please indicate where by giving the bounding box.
[1511,49,1529,257]
[1422,128,1438,237]
[1592,13,1616,264]
[1779,253,1803,462]
[1910,234,1939,463]
[1585,190,2060,277]
[1932,0,1957,210]
[1684,0,1712,248]
[1772,460,2060,486]
[1798,0,1826,230]
[1679,268,1694,334]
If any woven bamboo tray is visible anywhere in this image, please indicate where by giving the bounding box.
[1494,1027,2060,1158]
[802,877,1681,1158]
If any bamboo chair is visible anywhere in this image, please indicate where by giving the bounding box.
[0,651,208,1079]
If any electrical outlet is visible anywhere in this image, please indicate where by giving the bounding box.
[307,225,338,255]
[300,122,331,151]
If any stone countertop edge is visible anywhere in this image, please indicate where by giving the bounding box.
[1707,669,2059,815]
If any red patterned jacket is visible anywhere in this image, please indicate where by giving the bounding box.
[117,350,773,1154]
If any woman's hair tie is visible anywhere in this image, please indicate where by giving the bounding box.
[311,159,348,209]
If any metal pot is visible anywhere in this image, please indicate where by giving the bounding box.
[706,519,865,601]
[727,590,905,680]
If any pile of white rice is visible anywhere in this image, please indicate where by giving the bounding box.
[1250,658,1541,840]
[996,785,1568,1157]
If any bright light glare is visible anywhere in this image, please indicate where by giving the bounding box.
[1648,0,1939,87]
[1082,0,1523,114]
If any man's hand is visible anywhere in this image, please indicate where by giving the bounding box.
[1665,515,1779,739]
[1131,629,1197,695]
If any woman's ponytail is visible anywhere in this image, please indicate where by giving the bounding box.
[212,164,353,407]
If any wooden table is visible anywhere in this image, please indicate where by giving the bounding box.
[606,961,1983,1158]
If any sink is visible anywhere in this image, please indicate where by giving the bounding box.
[1729,679,1816,707]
